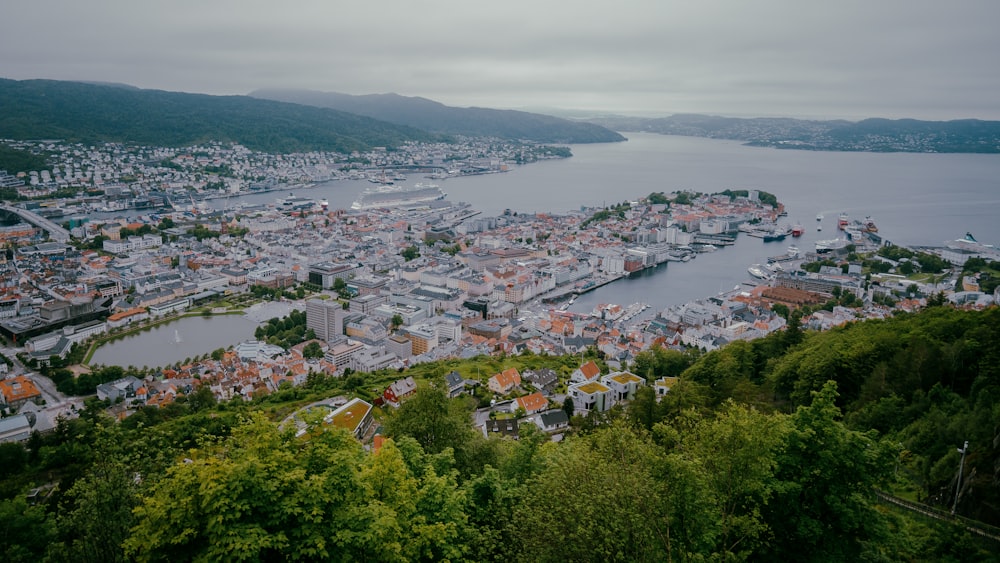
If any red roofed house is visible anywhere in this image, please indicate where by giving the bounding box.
[383,376,417,408]
[512,392,549,415]
[488,367,522,395]
[570,360,601,384]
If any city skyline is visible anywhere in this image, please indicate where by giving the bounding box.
[2,0,999,121]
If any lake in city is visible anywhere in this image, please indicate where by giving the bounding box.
[89,314,257,369]
[94,132,1000,366]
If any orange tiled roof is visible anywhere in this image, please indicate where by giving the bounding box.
[0,375,41,403]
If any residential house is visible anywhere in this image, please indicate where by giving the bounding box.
[482,418,519,440]
[488,367,522,395]
[601,371,645,403]
[513,392,549,415]
[570,360,601,384]
[444,370,466,398]
[654,376,679,398]
[383,376,417,407]
[522,368,558,394]
[96,375,142,403]
[535,409,570,433]
[568,380,613,413]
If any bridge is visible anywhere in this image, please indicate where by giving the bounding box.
[0,204,71,243]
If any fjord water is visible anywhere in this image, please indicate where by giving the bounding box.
[299,132,1000,310]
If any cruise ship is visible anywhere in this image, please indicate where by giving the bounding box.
[351,183,447,210]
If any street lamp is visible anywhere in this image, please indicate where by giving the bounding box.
[951,440,969,515]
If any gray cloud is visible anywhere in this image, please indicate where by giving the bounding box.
[2,0,998,119]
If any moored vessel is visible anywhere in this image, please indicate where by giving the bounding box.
[351,183,447,210]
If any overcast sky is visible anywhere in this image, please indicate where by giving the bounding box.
[3,0,999,120]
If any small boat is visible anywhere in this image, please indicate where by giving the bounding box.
[838,213,850,229]
[748,264,773,280]
[816,213,824,221]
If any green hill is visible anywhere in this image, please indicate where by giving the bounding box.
[0,79,443,154]
[250,88,627,144]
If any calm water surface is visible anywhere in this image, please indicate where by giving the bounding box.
[89,315,257,369]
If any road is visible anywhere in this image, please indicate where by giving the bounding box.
[1,342,83,423]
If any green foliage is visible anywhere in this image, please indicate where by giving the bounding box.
[400,244,420,261]
[646,191,670,205]
[125,414,468,562]
[252,308,309,349]
[0,307,996,561]
[0,143,49,175]
[382,384,489,477]
[761,382,897,561]
[0,493,57,561]
[302,341,324,359]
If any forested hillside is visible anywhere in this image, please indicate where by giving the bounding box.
[0,79,443,154]
[250,88,627,144]
[0,306,997,561]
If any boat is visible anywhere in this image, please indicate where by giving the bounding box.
[786,245,800,257]
[947,232,996,252]
[815,238,850,253]
[816,213,824,221]
[763,231,787,242]
[748,264,773,280]
[276,194,316,211]
[791,223,804,237]
[351,183,447,210]
[838,212,850,229]
[862,216,878,233]
[817,224,822,231]
[320,199,329,211]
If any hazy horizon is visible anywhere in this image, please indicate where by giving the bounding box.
[3,1,999,121]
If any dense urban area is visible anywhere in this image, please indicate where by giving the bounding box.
[1,137,998,561]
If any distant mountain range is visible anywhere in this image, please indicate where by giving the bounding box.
[0,79,444,154]
[585,114,1000,153]
[250,89,626,144]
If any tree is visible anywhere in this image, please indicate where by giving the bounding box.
[391,313,404,331]
[302,341,324,359]
[401,245,420,261]
[761,381,896,561]
[57,436,139,563]
[0,494,57,561]
[685,402,789,558]
[382,384,488,477]
[562,396,574,418]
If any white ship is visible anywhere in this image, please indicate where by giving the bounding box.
[351,183,447,210]
[815,238,850,253]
